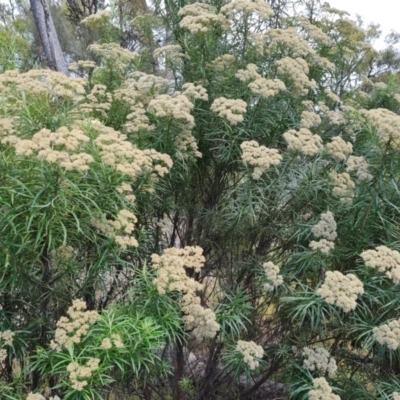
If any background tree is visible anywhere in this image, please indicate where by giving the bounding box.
[29,0,69,74]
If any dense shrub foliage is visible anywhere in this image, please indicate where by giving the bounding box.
[2,0,400,399]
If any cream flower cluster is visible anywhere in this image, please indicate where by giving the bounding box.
[81,9,111,27]
[3,127,94,172]
[302,347,337,375]
[212,54,237,72]
[361,245,400,284]
[249,78,286,98]
[152,247,220,339]
[283,128,323,156]
[317,271,364,312]
[100,334,124,349]
[115,72,170,106]
[68,59,97,75]
[297,17,332,46]
[178,3,230,34]
[0,69,86,100]
[152,246,205,295]
[393,392,400,400]
[300,111,321,129]
[325,90,341,104]
[345,156,372,182]
[154,45,185,63]
[277,57,316,95]
[67,358,100,391]
[148,93,195,129]
[329,172,355,203]
[373,318,400,350]
[309,211,337,254]
[182,82,208,101]
[91,209,138,249]
[235,63,261,82]
[174,128,202,159]
[240,140,282,179]
[221,0,274,20]
[309,239,335,254]
[365,108,400,148]
[50,299,99,351]
[311,211,337,241]
[80,84,112,118]
[116,182,136,202]
[125,103,153,134]
[235,64,285,98]
[211,97,247,125]
[326,137,353,162]
[181,292,220,339]
[308,377,341,400]
[0,330,15,362]
[26,395,60,400]
[265,28,311,57]
[0,117,15,136]
[325,110,347,126]
[88,43,138,70]
[263,261,284,291]
[93,122,173,180]
[236,340,264,370]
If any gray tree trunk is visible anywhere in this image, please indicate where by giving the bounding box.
[30,0,69,76]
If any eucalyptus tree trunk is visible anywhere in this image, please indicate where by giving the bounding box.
[30,0,69,75]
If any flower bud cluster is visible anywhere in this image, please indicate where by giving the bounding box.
[309,211,337,254]
[93,122,173,180]
[152,247,220,339]
[88,43,138,71]
[26,394,60,400]
[3,127,94,172]
[300,111,321,129]
[100,334,124,349]
[308,377,341,400]
[178,3,230,34]
[0,330,15,362]
[236,340,264,370]
[317,271,364,312]
[263,261,284,291]
[345,156,372,182]
[182,83,208,101]
[365,108,400,148]
[148,94,195,129]
[326,137,353,163]
[283,128,323,156]
[91,209,139,249]
[221,0,274,21]
[211,97,247,125]
[329,172,355,203]
[66,358,100,391]
[80,84,112,118]
[361,245,400,283]
[302,347,337,375]
[373,318,400,350]
[277,57,316,95]
[235,64,285,98]
[240,140,282,179]
[50,299,99,351]
[154,45,185,63]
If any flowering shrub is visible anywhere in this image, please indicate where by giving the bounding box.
[1,0,400,399]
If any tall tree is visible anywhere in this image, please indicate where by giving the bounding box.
[29,0,69,75]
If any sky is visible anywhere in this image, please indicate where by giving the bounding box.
[328,0,400,48]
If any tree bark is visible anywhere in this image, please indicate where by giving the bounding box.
[30,0,69,75]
